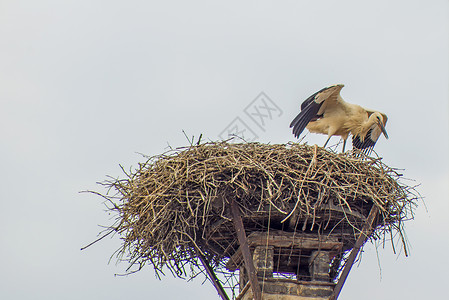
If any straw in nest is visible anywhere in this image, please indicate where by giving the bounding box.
[89,141,418,284]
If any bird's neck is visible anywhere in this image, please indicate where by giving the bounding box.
[360,115,377,134]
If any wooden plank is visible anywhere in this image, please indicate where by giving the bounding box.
[230,199,262,300]
[330,205,379,300]
[248,231,342,250]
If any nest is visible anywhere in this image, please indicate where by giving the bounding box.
[94,141,418,287]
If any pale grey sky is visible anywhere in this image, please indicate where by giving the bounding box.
[1,0,448,299]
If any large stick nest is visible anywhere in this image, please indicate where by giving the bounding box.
[96,142,418,281]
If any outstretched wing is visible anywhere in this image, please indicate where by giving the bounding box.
[352,113,388,155]
[290,84,344,138]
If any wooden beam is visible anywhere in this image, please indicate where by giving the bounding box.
[230,199,262,300]
[196,248,230,300]
[226,231,343,271]
[249,231,342,250]
[330,205,379,300]
[226,248,243,272]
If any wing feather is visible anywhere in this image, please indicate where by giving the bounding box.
[352,127,378,153]
[290,100,322,138]
[290,84,344,138]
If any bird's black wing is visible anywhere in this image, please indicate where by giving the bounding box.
[290,86,331,138]
[300,88,325,111]
[290,98,323,138]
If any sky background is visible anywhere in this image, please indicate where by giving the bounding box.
[1,0,448,299]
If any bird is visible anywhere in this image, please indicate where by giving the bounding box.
[290,84,388,154]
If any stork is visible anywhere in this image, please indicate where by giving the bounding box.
[290,84,388,154]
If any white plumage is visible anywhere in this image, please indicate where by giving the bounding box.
[290,84,388,153]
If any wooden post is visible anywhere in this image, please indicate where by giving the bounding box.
[230,199,262,300]
[253,245,274,278]
[331,205,379,300]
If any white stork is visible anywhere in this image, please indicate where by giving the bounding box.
[290,84,388,154]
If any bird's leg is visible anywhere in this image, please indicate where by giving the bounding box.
[323,136,331,148]
[342,139,346,153]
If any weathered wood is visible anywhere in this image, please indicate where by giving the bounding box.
[331,205,379,300]
[253,245,274,278]
[230,199,262,300]
[309,250,331,282]
[326,202,367,221]
[236,278,335,300]
[239,264,249,292]
[226,248,243,272]
[226,231,343,271]
[249,231,342,249]
[196,249,230,300]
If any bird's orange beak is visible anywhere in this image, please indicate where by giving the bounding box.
[378,121,389,139]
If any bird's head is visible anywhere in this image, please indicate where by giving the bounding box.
[372,112,389,139]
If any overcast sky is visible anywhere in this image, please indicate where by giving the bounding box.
[1,0,448,299]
